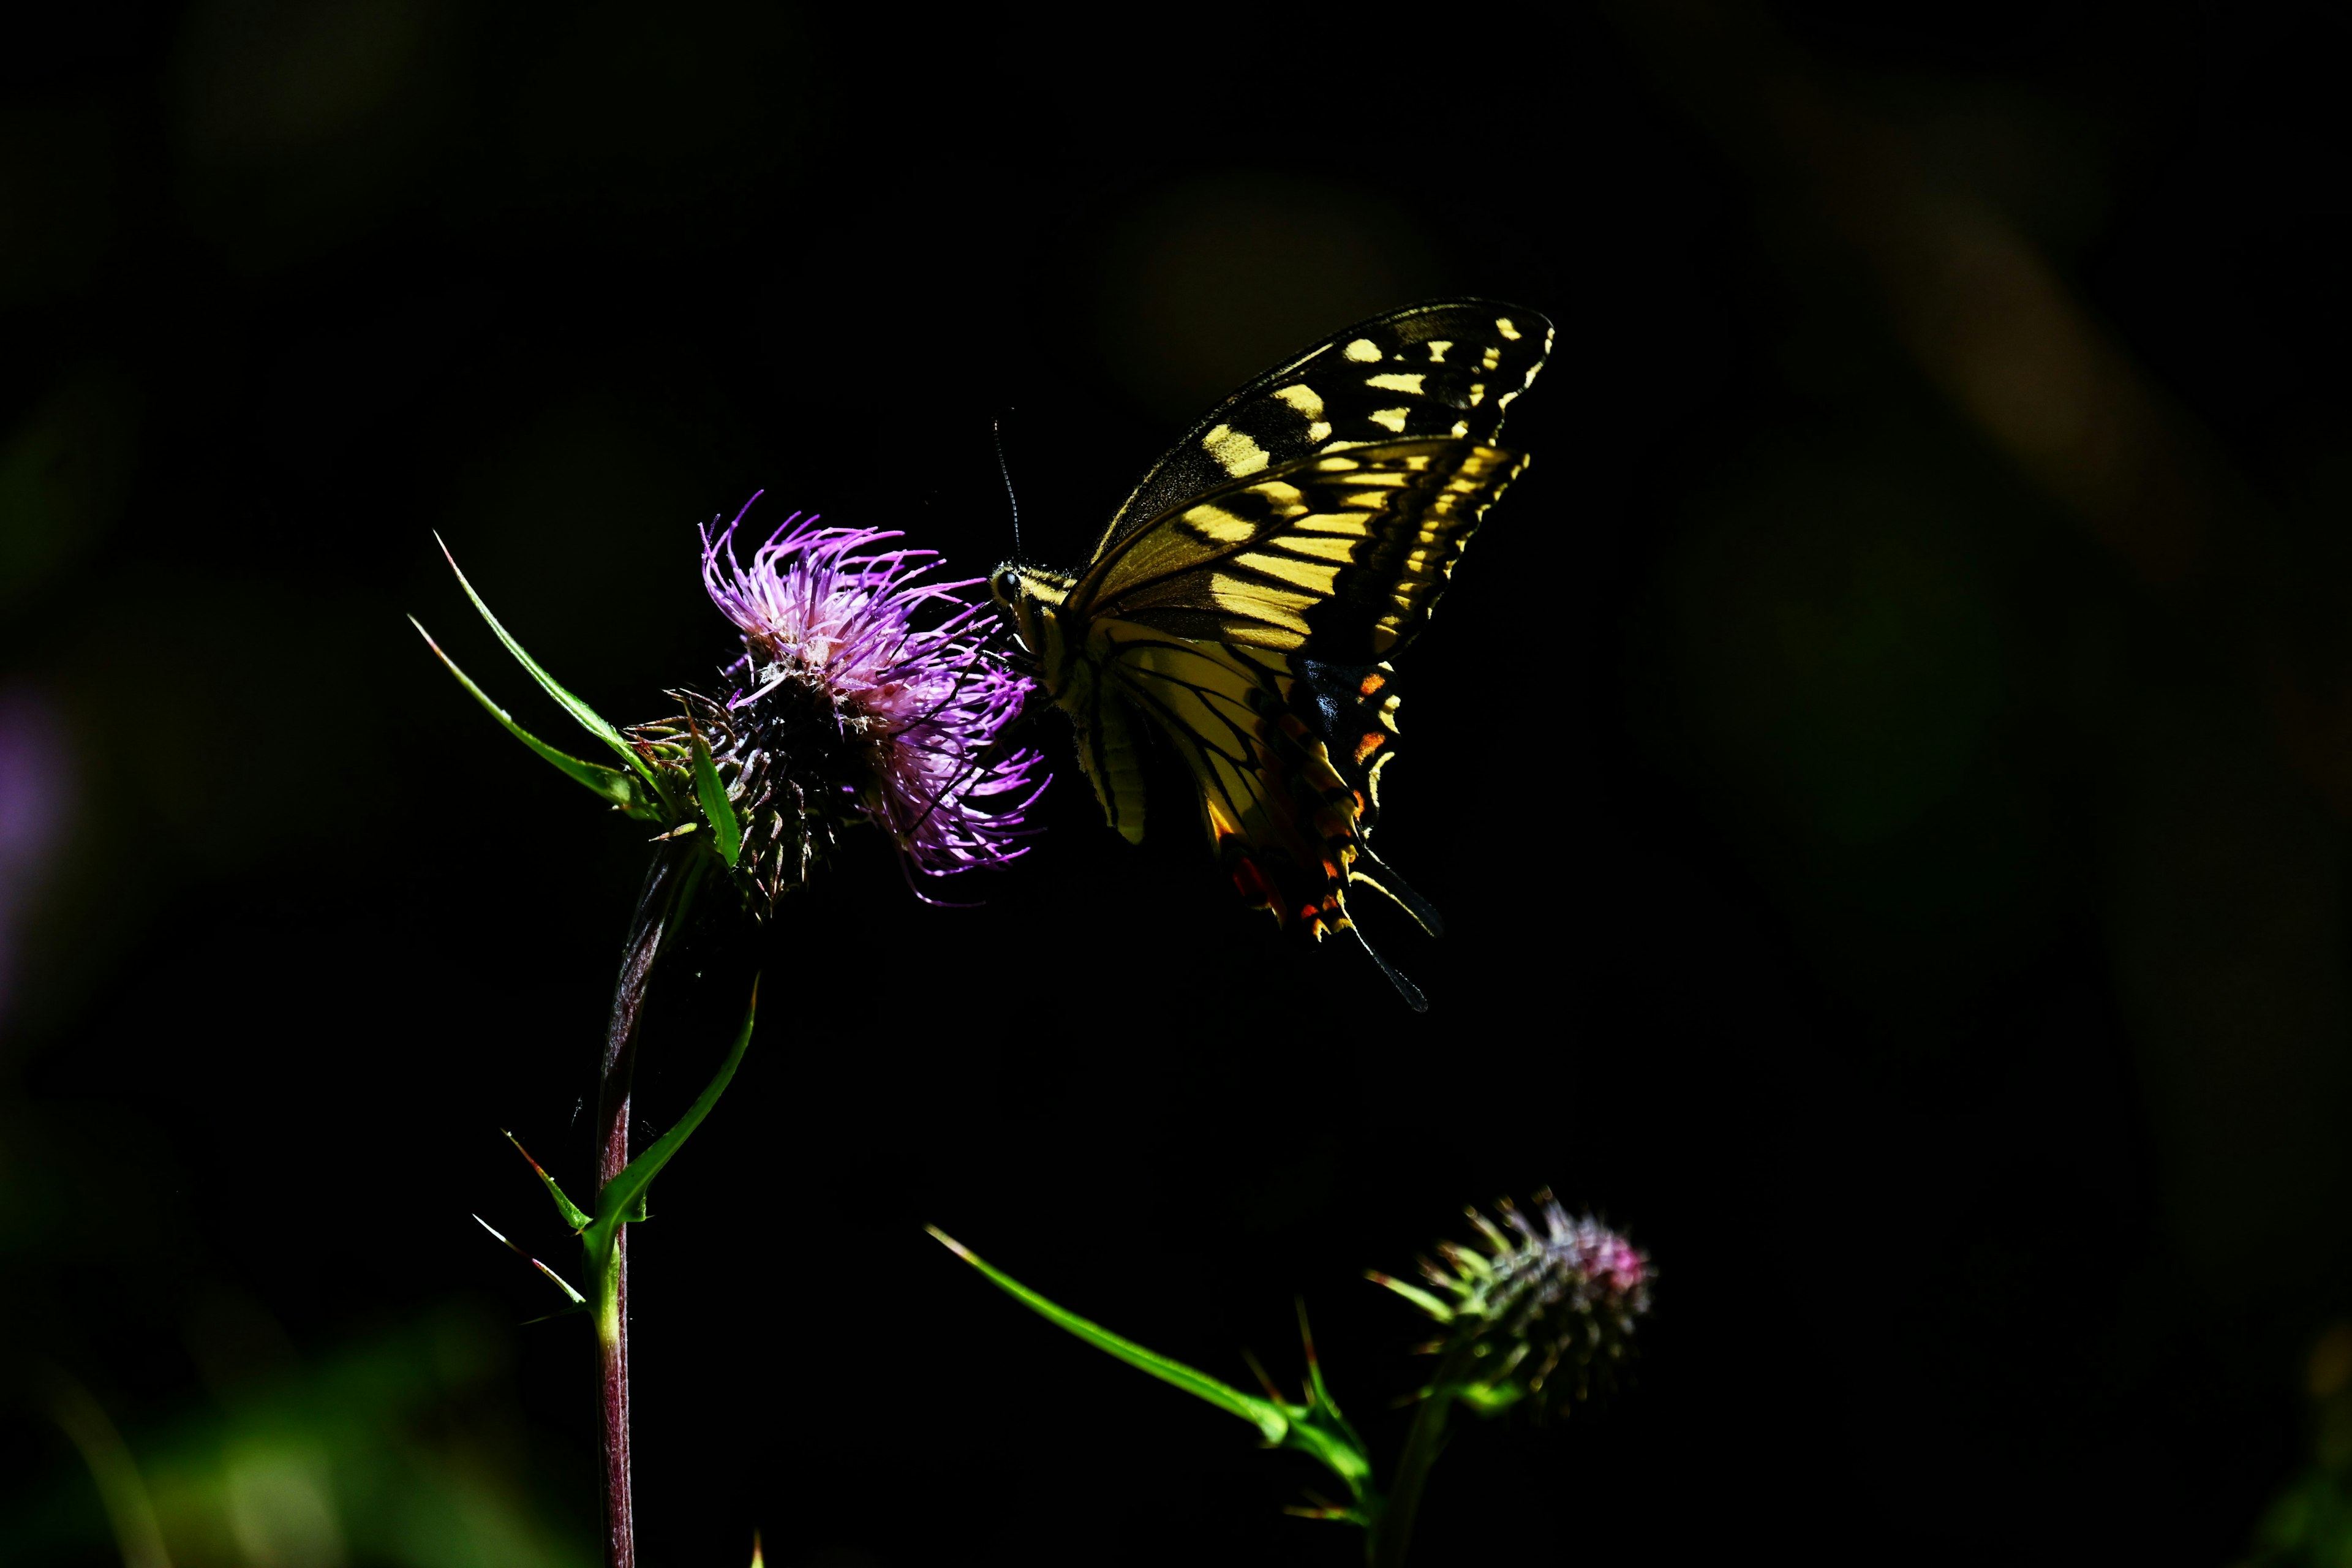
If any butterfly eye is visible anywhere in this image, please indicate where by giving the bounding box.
[991,567,1021,599]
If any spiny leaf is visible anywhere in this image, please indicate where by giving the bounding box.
[473,1214,587,1307]
[1295,1298,1351,1425]
[925,1226,1290,1442]
[431,533,670,804]
[411,618,657,818]
[503,1129,590,1231]
[687,710,742,868]
[589,978,758,1242]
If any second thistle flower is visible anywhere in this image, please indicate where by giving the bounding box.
[1371,1191,1652,1415]
[631,502,1046,908]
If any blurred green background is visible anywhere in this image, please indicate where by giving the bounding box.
[7,1,2352,1563]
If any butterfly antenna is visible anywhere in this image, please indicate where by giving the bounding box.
[994,412,1022,557]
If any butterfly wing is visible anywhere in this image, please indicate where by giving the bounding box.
[1101,630,1385,908]
[1036,298,1550,1007]
[1069,439,1530,663]
[1071,439,1530,994]
[1091,299,1553,560]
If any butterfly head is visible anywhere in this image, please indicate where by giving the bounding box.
[986,560,1074,662]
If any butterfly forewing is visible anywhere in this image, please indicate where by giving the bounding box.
[1091,300,1553,560]
[1071,440,1530,664]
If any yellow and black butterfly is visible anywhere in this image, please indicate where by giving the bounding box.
[988,300,1551,1009]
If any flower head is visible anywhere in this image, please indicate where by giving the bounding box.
[632,500,1044,908]
[1371,1191,1652,1414]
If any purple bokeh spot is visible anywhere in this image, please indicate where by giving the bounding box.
[0,684,72,1026]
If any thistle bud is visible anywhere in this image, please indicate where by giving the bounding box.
[1371,1190,1651,1414]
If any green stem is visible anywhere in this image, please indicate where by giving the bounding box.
[593,1221,630,1566]
[1368,1344,1480,1568]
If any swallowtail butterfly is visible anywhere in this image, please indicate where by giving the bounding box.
[989,300,1551,1009]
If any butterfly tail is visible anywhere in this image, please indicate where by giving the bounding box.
[1346,841,1444,938]
[1352,925,1429,1013]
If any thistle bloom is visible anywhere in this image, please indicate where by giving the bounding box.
[1371,1191,1652,1412]
[634,500,1045,907]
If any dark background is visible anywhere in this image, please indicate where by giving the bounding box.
[7,1,2352,1563]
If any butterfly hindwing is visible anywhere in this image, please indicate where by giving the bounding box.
[1090,622,1441,951]
[1093,300,1553,560]
[1289,654,1443,937]
[1101,629,1390,941]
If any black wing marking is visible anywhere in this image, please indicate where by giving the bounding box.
[1072,440,1529,665]
[1090,299,1553,561]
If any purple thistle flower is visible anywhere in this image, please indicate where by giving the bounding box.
[632,498,1045,908]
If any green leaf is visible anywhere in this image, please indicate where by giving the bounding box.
[431,533,670,805]
[410,617,658,820]
[587,978,758,1245]
[502,1129,591,1231]
[1294,1299,1355,1434]
[927,1232,1380,1517]
[925,1227,1290,1442]
[1278,1300,1374,1494]
[688,714,742,868]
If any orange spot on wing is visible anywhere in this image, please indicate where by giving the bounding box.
[1352,733,1386,764]
[1358,672,1387,698]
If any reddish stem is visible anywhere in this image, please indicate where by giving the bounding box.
[594,842,695,1568]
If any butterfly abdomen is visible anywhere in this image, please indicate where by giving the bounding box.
[1062,642,1150,845]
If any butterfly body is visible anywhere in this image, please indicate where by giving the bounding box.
[991,301,1551,1009]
